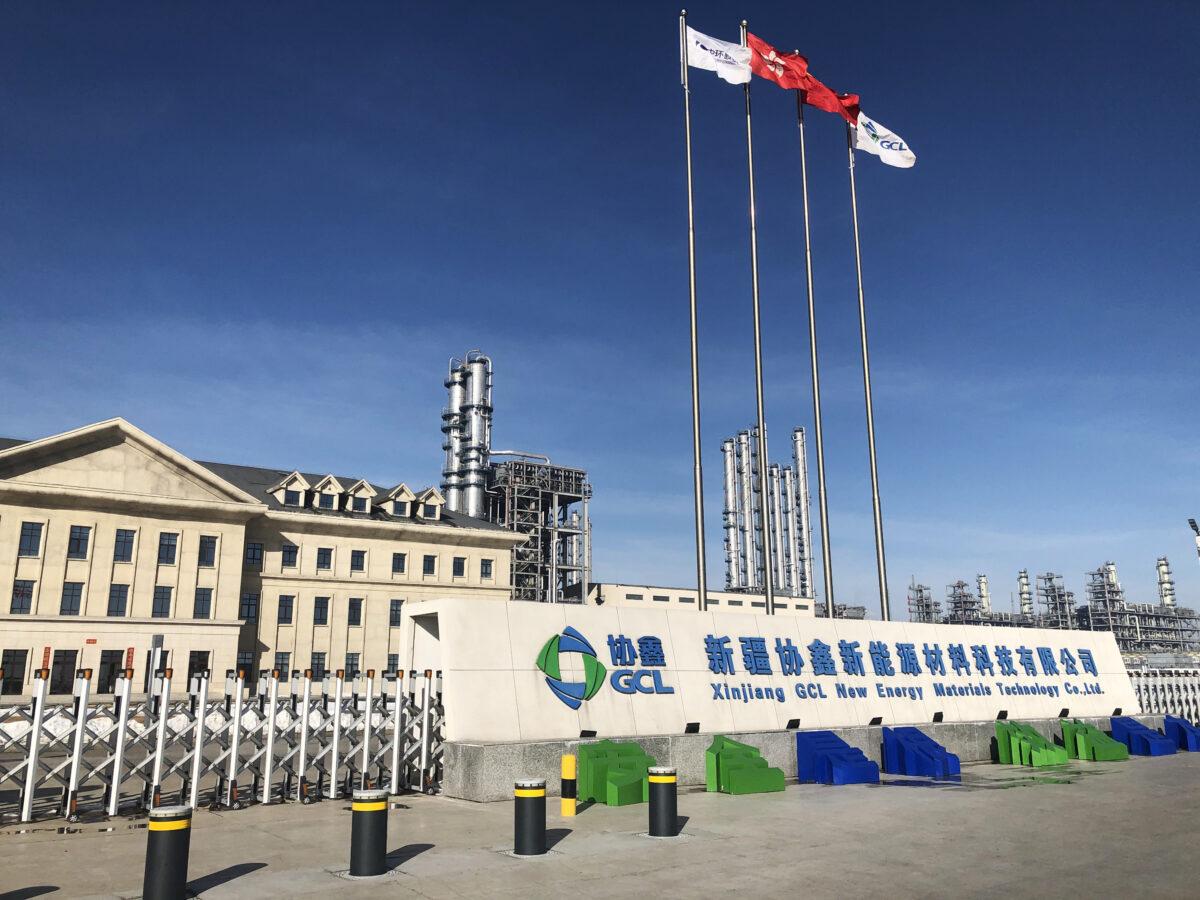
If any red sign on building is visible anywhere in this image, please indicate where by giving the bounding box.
[125,647,135,669]
[41,646,51,668]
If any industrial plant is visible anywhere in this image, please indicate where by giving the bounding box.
[439,351,592,604]
[907,559,1200,661]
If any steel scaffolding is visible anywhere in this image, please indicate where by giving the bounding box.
[906,578,940,624]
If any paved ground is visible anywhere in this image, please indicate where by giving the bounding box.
[1,755,1197,899]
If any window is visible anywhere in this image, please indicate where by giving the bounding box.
[348,597,362,626]
[108,584,129,617]
[387,653,399,674]
[317,548,332,570]
[452,557,466,578]
[281,542,298,568]
[653,594,670,603]
[284,489,301,506]
[679,596,696,604]
[187,650,210,682]
[422,554,436,576]
[481,559,493,579]
[97,650,123,693]
[193,588,212,619]
[60,582,84,615]
[244,542,263,567]
[2,649,29,694]
[274,652,291,673]
[392,501,409,517]
[10,580,34,614]
[351,496,367,513]
[350,550,366,572]
[392,552,407,574]
[625,593,644,602]
[389,599,404,626]
[422,503,437,517]
[198,535,217,567]
[158,533,178,564]
[345,653,360,675]
[313,596,329,625]
[18,522,43,557]
[67,525,91,559]
[152,586,173,618]
[728,599,743,607]
[310,652,327,679]
[114,528,136,562]
[277,595,294,625]
[236,651,256,675]
[239,592,259,623]
[318,493,334,509]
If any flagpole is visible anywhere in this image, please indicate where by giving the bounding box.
[679,10,709,613]
[740,20,775,615]
[795,91,836,618]
[845,121,891,620]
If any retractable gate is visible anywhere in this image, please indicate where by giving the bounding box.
[1129,669,1200,723]
[0,666,444,824]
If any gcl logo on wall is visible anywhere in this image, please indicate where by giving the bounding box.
[537,627,676,708]
[536,627,606,709]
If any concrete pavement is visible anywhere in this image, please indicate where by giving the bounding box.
[1,755,1197,899]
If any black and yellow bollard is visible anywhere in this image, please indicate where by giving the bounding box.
[513,779,546,856]
[349,788,389,876]
[143,805,192,900]
[560,754,576,817]
[648,766,678,837]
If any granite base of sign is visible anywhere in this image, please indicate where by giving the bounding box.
[1164,715,1200,751]
[1061,719,1129,761]
[705,735,786,794]
[1111,717,1176,756]
[881,726,961,778]
[441,715,1164,803]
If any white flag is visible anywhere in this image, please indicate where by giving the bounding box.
[854,113,916,168]
[683,26,751,85]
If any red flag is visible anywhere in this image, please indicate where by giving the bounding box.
[746,33,859,124]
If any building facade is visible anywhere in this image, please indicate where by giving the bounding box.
[0,418,521,696]
[567,582,815,617]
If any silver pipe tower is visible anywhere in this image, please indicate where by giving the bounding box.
[721,439,739,590]
[1017,569,1034,617]
[1157,557,1176,608]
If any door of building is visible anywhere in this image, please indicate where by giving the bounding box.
[97,650,124,693]
[1,648,28,695]
[49,650,78,694]
[187,650,210,684]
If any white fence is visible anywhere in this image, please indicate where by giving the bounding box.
[0,666,443,824]
[1128,669,1200,723]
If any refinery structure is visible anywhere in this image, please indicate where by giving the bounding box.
[907,558,1200,659]
[719,426,815,600]
[440,351,591,604]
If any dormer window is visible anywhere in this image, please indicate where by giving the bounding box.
[284,489,302,507]
[423,503,437,518]
[351,496,367,513]
[414,487,445,521]
[393,500,409,517]
[268,471,312,509]
[318,493,335,509]
[342,479,377,515]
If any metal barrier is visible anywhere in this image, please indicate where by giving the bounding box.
[0,666,444,824]
[1129,669,1200,723]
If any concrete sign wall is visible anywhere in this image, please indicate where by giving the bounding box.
[403,598,1138,743]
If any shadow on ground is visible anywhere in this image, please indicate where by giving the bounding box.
[186,862,267,894]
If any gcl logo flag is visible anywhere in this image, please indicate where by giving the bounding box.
[536,626,606,709]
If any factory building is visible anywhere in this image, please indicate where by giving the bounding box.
[439,352,592,603]
[0,418,521,696]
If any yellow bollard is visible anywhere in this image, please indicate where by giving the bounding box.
[560,753,576,817]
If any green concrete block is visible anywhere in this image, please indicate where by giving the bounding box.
[705,734,784,795]
[994,721,1015,764]
[1060,719,1083,760]
[605,767,648,806]
[577,739,656,805]
[1070,720,1129,762]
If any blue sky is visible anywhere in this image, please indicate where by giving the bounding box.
[1,2,1197,616]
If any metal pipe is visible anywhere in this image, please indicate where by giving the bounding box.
[770,464,786,595]
[489,450,552,463]
[782,466,798,595]
[680,9,709,611]
[795,96,835,615]
[736,431,754,588]
[846,121,890,620]
[741,21,775,614]
[721,439,739,590]
[791,426,814,600]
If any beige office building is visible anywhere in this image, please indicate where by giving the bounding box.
[0,418,521,697]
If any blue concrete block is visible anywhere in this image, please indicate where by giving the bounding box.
[796,731,880,785]
[1164,716,1200,752]
[882,726,962,778]
[1111,716,1177,756]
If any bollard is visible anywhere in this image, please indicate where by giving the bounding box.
[143,805,192,900]
[513,779,546,856]
[648,766,678,837]
[560,754,576,817]
[349,788,389,877]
